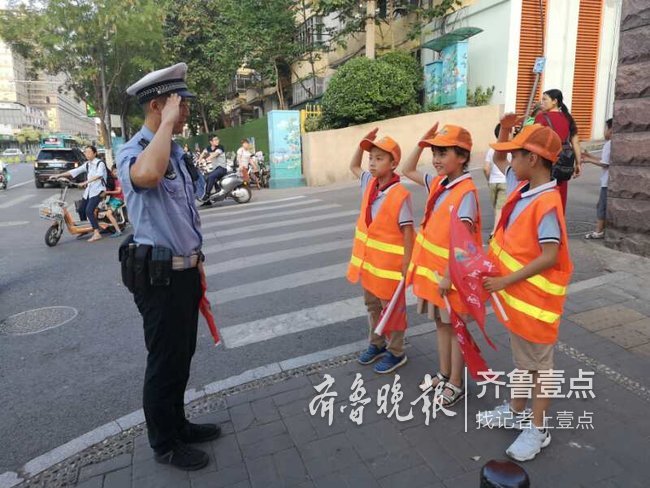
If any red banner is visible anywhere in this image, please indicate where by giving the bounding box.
[374,279,407,337]
[199,265,221,346]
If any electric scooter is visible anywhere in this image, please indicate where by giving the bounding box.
[39,178,126,247]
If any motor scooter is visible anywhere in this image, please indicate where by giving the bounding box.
[199,171,252,205]
[39,178,126,247]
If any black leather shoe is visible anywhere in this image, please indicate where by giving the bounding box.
[154,441,209,471]
[179,422,222,444]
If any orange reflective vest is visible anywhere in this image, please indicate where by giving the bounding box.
[407,174,482,314]
[347,180,410,300]
[488,184,573,344]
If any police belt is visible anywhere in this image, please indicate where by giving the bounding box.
[172,253,200,271]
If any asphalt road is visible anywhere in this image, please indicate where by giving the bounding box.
[0,158,604,474]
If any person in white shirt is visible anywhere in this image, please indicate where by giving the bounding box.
[54,145,107,242]
[582,118,612,239]
[483,123,511,237]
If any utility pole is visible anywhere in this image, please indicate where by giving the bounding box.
[366,0,376,59]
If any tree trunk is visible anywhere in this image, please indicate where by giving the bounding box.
[366,0,376,59]
[274,61,286,110]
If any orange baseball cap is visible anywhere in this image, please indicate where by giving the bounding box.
[490,124,562,163]
[360,135,401,163]
[419,124,473,151]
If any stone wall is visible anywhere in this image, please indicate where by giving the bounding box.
[606,0,650,256]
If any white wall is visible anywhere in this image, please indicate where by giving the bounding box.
[422,0,512,105]
[592,0,622,139]
[542,0,580,109]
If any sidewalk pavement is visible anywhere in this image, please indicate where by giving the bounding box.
[10,239,650,488]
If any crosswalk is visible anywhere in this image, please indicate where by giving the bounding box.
[201,196,410,349]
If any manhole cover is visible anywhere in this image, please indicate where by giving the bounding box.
[0,306,78,336]
[566,221,594,237]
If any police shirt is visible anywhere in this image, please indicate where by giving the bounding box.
[117,125,203,256]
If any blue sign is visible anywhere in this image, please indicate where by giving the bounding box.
[424,61,443,107]
[440,41,468,108]
[533,56,546,74]
[268,110,305,188]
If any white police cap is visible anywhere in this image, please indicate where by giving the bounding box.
[126,62,195,104]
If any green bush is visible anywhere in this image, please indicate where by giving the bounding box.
[321,57,419,129]
[467,85,495,107]
[379,50,423,93]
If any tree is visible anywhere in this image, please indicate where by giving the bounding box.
[320,56,418,128]
[313,0,462,49]
[0,0,163,151]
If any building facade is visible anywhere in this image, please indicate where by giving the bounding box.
[421,0,621,140]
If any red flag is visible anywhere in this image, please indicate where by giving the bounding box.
[199,265,221,346]
[448,306,489,379]
[374,279,407,337]
[449,209,499,350]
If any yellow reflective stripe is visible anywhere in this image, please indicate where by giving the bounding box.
[413,266,456,290]
[349,255,402,281]
[355,228,404,255]
[416,233,449,259]
[489,240,567,296]
[497,290,560,324]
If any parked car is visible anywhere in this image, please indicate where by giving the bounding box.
[33,148,87,188]
[1,148,26,163]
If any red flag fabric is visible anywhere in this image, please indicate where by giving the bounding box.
[448,209,499,350]
[374,278,407,337]
[199,265,221,346]
[448,306,489,380]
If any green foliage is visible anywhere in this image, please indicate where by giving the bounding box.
[425,101,446,112]
[467,85,495,107]
[379,50,422,92]
[0,0,162,147]
[313,0,463,46]
[304,114,324,132]
[15,127,42,144]
[321,57,419,129]
[183,116,270,156]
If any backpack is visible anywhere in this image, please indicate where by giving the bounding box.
[542,114,575,182]
[99,160,116,191]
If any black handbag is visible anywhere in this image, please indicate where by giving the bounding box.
[543,114,575,182]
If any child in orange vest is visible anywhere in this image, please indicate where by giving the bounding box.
[403,123,482,407]
[347,128,415,374]
[479,115,573,462]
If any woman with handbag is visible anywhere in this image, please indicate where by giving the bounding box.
[535,89,582,213]
[54,145,107,242]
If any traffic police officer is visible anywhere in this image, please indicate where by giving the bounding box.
[117,63,219,471]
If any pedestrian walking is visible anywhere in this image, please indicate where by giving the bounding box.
[483,123,510,238]
[535,89,582,213]
[480,115,573,462]
[347,128,414,374]
[583,118,612,239]
[116,63,220,471]
[402,123,482,408]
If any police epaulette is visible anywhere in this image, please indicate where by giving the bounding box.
[138,138,150,150]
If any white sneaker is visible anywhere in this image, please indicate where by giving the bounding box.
[476,403,532,430]
[506,426,551,461]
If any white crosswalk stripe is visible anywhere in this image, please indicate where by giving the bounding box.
[0,194,34,209]
[220,293,419,349]
[208,263,349,305]
[200,197,318,220]
[202,222,352,255]
[203,240,350,276]
[202,209,357,240]
[201,203,341,230]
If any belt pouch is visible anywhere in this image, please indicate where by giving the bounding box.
[149,246,172,287]
[118,235,136,293]
[134,245,152,291]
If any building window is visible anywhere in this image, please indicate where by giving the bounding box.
[292,77,327,106]
[295,16,325,54]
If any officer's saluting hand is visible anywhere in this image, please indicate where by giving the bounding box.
[117,63,219,472]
